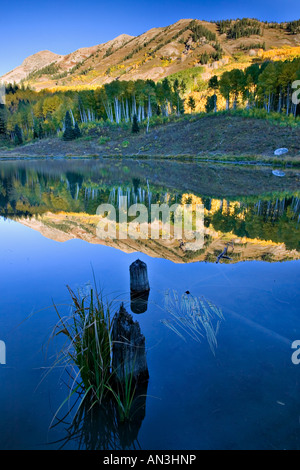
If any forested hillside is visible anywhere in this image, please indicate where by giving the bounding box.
[0,17,300,149]
[0,56,299,147]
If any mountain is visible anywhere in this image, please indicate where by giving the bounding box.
[1,18,300,90]
[1,50,63,84]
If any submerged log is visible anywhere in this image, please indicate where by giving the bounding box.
[130,259,150,293]
[112,303,149,384]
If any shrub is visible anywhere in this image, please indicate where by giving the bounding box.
[98,136,111,145]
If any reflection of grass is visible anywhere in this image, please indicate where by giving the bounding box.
[205,253,216,263]
[162,290,224,355]
[106,362,136,422]
[184,248,206,260]
[52,394,145,450]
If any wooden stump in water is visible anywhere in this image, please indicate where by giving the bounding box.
[112,303,149,384]
[130,259,150,294]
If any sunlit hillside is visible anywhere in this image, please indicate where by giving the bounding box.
[1,18,300,91]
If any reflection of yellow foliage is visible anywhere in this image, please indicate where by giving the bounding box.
[221,200,241,216]
[210,199,221,214]
[43,211,101,225]
[181,193,203,205]
[180,197,245,219]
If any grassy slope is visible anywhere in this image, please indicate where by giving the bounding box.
[1,113,300,166]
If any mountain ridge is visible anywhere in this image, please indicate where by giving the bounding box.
[1,18,300,89]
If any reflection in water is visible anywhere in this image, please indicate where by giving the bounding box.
[163,290,224,355]
[130,291,150,314]
[0,160,299,261]
[130,259,150,314]
[0,159,300,450]
[54,381,148,450]
[131,290,150,314]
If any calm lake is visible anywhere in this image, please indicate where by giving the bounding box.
[0,158,299,450]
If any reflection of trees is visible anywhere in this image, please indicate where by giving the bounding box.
[211,198,300,251]
[0,164,299,251]
[65,172,84,200]
[0,176,16,218]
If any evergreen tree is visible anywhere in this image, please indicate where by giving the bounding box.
[199,52,210,65]
[208,75,219,112]
[63,111,75,141]
[74,122,81,138]
[206,95,217,113]
[0,106,7,136]
[187,96,196,113]
[286,20,300,35]
[33,123,39,139]
[33,121,44,139]
[38,123,44,139]
[132,114,140,133]
[14,124,23,145]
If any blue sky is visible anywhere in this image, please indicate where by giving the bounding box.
[1,0,300,76]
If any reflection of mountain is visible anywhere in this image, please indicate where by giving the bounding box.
[1,160,299,261]
[19,211,300,263]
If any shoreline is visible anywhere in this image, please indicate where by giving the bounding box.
[0,114,299,166]
[0,153,299,170]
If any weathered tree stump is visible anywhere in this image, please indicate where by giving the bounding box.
[130,259,150,294]
[112,303,149,384]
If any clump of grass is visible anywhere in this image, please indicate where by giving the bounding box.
[51,282,144,424]
[162,290,224,354]
[53,284,114,405]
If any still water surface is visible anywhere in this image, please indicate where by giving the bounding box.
[0,159,299,450]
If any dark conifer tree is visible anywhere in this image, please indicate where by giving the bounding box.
[74,122,81,138]
[63,111,75,141]
[205,95,216,113]
[131,114,140,133]
[33,123,39,139]
[0,106,6,136]
[14,124,23,145]
[187,96,196,113]
[38,123,44,139]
